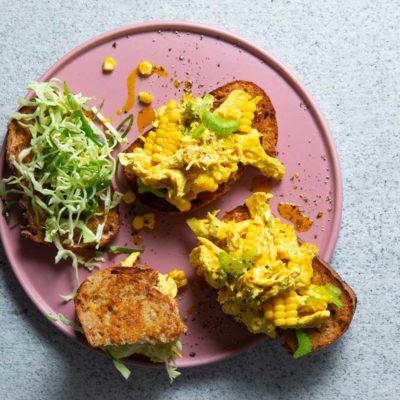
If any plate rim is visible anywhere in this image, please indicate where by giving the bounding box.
[0,20,343,368]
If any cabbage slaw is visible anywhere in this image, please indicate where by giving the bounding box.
[0,80,125,299]
[48,312,182,382]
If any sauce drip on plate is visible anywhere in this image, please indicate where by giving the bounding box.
[152,65,168,78]
[137,107,156,133]
[118,67,138,115]
[277,202,313,232]
[117,62,168,115]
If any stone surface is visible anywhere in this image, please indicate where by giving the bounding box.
[1,1,399,399]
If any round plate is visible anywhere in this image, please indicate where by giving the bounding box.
[0,22,342,368]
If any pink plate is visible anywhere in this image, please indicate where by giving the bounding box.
[0,22,342,368]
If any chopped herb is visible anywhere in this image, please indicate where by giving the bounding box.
[73,110,104,147]
[202,111,240,135]
[191,123,206,139]
[95,246,143,256]
[293,329,313,359]
[314,283,344,308]
[116,114,134,138]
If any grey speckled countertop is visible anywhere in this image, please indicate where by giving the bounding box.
[1,1,400,399]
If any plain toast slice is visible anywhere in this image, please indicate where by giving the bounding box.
[75,264,187,347]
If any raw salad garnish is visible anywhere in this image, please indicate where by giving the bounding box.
[0,80,127,299]
[103,340,183,382]
[47,312,182,382]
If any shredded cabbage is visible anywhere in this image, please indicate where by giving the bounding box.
[47,311,83,333]
[1,80,124,298]
[46,311,182,382]
[103,340,182,382]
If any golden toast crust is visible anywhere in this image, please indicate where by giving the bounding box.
[75,264,187,347]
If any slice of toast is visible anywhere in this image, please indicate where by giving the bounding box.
[122,80,279,213]
[75,264,187,347]
[222,205,357,354]
[5,106,120,249]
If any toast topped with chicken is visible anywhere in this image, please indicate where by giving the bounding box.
[221,203,356,353]
[119,81,285,213]
[187,192,356,356]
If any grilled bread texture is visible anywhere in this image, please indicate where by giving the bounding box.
[75,264,187,347]
[222,205,357,354]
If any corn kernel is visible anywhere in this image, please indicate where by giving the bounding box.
[138,60,153,76]
[154,144,163,153]
[167,100,177,110]
[285,296,298,305]
[162,149,173,157]
[265,310,274,320]
[102,57,117,72]
[240,118,252,126]
[246,102,257,112]
[152,154,163,163]
[159,115,168,125]
[274,305,286,312]
[274,319,285,326]
[132,216,144,230]
[273,297,285,306]
[138,91,153,104]
[143,213,156,229]
[274,311,286,319]
[285,310,298,318]
[239,125,252,133]
[122,191,136,204]
[213,171,222,181]
[285,318,299,326]
[286,303,298,311]
[242,111,255,120]
[168,269,188,288]
[194,175,218,192]
[168,110,181,122]
[148,130,157,139]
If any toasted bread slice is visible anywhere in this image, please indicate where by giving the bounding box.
[75,264,187,347]
[5,106,120,249]
[222,205,357,354]
[122,80,279,213]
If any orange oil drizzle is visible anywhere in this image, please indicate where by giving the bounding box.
[117,63,169,115]
[278,202,313,232]
[137,107,156,133]
[152,64,168,78]
[117,67,139,115]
